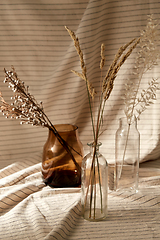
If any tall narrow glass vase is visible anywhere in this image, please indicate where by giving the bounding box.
[115,117,140,192]
[81,143,108,221]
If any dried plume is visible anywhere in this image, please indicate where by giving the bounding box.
[123,15,160,121]
[100,43,105,70]
[65,26,141,141]
[65,26,95,99]
[102,38,140,101]
[65,26,140,107]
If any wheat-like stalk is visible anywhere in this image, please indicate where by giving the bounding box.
[65,26,95,99]
[102,38,140,101]
[100,43,105,70]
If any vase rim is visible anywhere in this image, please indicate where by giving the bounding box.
[51,124,78,133]
[119,115,137,123]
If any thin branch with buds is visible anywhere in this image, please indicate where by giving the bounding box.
[0,67,81,172]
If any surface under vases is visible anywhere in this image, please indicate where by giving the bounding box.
[42,124,83,188]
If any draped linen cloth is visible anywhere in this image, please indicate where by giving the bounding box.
[1,158,160,239]
[0,0,160,239]
[0,0,160,167]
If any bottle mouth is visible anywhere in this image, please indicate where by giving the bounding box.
[87,142,102,147]
[119,115,137,125]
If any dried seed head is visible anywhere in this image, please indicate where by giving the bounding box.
[100,43,105,70]
[123,15,159,121]
[65,26,95,99]
[0,67,49,128]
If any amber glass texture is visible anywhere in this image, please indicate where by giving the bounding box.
[42,124,83,188]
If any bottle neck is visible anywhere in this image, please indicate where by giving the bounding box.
[88,142,102,155]
[119,116,137,129]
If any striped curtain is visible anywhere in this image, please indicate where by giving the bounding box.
[0,0,160,168]
[0,1,160,240]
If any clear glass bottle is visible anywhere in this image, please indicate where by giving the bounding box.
[81,142,108,221]
[115,117,140,192]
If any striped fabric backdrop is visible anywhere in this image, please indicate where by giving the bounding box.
[0,0,160,239]
[0,0,160,168]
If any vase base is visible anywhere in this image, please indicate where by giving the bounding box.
[82,207,107,222]
[42,169,81,188]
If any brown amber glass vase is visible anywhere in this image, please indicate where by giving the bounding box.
[42,124,83,188]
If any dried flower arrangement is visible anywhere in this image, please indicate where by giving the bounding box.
[116,15,160,189]
[65,25,141,219]
[0,67,81,174]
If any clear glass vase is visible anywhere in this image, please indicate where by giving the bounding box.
[42,124,83,188]
[115,117,140,192]
[81,142,108,221]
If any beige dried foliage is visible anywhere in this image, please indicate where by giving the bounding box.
[102,38,140,101]
[124,15,160,122]
[65,25,142,156]
[0,67,82,171]
[100,43,105,70]
[65,26,95,99]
